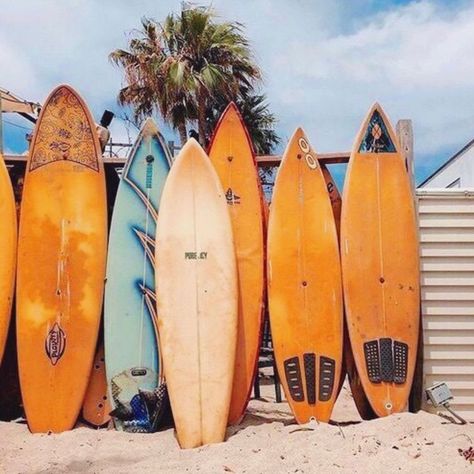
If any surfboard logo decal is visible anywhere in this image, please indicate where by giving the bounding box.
[225,188,241,204]
[184,251,208,260]
[45,322,66,365]
[298,137,318,169]
[359,110,396,153]
[30,87,100,172]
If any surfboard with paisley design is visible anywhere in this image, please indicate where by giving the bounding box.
[104,118,171,432]
[17,84,107,433]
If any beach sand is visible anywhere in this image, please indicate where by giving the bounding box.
[1,378,473,473]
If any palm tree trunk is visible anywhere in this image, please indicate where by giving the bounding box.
[178,122,187,147]
[197,93,207,147]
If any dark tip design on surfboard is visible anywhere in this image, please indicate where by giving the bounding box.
[359,109,396,153]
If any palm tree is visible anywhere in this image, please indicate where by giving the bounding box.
[110,6,264,146]
[110,18,192,144]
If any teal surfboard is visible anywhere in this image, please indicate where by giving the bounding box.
[104,119,172,432]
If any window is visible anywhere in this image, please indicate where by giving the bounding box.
[447,178,461,188]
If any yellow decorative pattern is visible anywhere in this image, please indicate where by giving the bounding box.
[30,87,99,172]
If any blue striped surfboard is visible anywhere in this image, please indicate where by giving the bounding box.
[104,118,172,432]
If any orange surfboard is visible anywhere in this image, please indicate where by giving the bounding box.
[320,164,345,395]
[82,343,111,427]
[267,129,343,423]
[0,153,17,365]
[17,85,107,433]
[208,103,265,425]
[341,103,419,417]
[321,164,375,419]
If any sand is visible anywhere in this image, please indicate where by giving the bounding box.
[1,379,473,474]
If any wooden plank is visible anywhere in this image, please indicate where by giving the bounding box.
[420,257,474,272]
[422,299,474,315]
[424,345,474,359]
[423,315,474,330]
[396,119,415,192]
[420,271,474,286]
[418,213,474,228]
[420,242,474,257]
[256,152,350,166]
[423,375,474,390]
[422,286,474,301]
[5,152,351,167]
[418,199,474,214]
[424,359,474,375]
[423,329,474,345]
[419,227,474,243]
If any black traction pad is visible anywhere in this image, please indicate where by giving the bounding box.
[319,356,336,402]
[284,357,304,402]
[380,338,394,382]
[364,340,382,383]
[303,353,316,405]
[393,341,408,384]
[364,338,409,384]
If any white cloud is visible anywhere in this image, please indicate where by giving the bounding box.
[1,0,474,180]
[264,1,474,170]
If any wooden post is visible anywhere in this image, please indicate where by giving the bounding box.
[396,120,415,191]
[0,94,3,154]
[397,119,423,413]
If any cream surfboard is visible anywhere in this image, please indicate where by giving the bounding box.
[156,138,238,448]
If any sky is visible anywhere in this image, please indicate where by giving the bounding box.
[1,0,474,186]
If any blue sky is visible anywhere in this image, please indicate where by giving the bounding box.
[1,0,474,187]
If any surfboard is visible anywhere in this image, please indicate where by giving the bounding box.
[16,84,107,433]
[82,343,110,426]
[0,153,16,365]
[341,103,420,417]
[321,164,376,419]
[267,129,343,423]
[156,138,237,448]
[208,103,265,425]
[104,118,171,432]
[320,164,346,396]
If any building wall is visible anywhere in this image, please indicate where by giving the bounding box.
[417,189,474,421]
[420,143,474,188]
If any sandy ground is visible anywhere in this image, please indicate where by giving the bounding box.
[1,378,473,474]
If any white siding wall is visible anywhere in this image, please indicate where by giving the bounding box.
[421,143,474,188]
[417,189,474,421]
